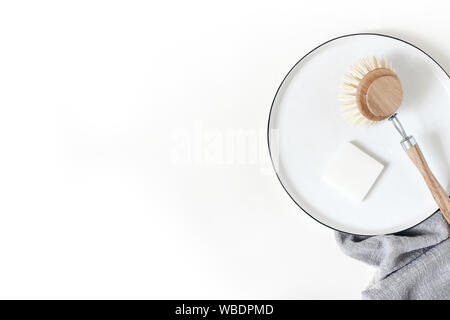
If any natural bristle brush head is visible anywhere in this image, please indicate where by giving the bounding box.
[339,57,403,125]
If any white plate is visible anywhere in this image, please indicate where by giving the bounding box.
[268,33,450,235]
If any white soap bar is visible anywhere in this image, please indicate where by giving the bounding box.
[324,142,384,201]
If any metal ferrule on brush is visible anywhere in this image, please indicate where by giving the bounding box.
[388,113,417,150]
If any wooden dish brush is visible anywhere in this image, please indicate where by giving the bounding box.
[339,56,450,223]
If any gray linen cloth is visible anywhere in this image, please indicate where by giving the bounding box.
[336,211,450,299]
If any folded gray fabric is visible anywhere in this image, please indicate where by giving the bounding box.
[336,211,450,299]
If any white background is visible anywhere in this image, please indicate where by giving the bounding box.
[0,0,449,299]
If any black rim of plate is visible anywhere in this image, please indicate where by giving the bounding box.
[267,32,449,236]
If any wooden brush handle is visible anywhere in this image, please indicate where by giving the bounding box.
[406,144,450,223]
